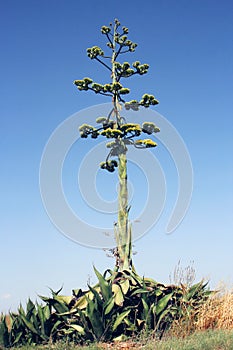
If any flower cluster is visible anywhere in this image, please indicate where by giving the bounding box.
[75,19,160,174]
[142,122,160,134]
[100,160,118,172]
[79,124,99,138]
[120,123,142,137]
[74,80,130,96]
[125,94,159,110]
[74,77,93,91]
[86,46,104,59]
[114,61,149,79]
[135,139,157,148]
[101,128,123,138]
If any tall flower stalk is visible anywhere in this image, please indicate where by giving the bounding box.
[74,19,160,271]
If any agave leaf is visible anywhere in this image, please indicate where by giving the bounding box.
[0,317,9,347]
[144,277,157,286]
[112,284,124,306]
[103,268,115,280]
[131,288,150,296]
[57,309,78,316]
[156,308,172,328]
[37,304,45,336]
[93,266,112,301]
[141,298,149,316]
[20,314,39,335]
[54,295,73,306]
[204,290,214,298]
[12,330,23,346]
[43,305,51,322]
[119,279,130,295]
[50,320,63,335]
[122,270,142,286]
[112,310,130,331]
[184,281,207,301]
[88,285,103,308]
[49,286,63,297]
[72,288,83,298]
[31,311,40,334]
[142,299,153,327]
[18,303,26,316]
[63,328,74,335]
[68,324,85,335]
[131,271,144,285]
[26,299,35,315]
[156,293,173,315]
[74,295,88,310]
[104,296,115,315]
[39,295,50,303]
[76,309,90,333]
[86,298,104,339]
[52,295,70,314]
[124,317,137,331]
[74,290,94,310]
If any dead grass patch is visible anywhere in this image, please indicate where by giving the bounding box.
[196,287,233,331]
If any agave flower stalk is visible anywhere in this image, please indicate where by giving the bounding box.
[75,19,160,271]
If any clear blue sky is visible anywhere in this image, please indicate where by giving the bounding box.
[1,0,232,313]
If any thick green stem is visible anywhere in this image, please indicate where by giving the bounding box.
[116,151,132,270]
[111,21,132,271]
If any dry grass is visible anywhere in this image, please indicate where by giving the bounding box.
[196,287,233,331]
[164,285,233,339]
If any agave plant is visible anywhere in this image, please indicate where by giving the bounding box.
[0,268,213,347]
[0,19,214,349]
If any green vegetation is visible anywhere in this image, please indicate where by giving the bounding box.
[152,330,233,350]
[1,330,233,349]
[0,269,211,347]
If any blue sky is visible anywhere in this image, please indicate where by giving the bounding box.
[0,0,233,313]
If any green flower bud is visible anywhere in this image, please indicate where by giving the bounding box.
[122,62,130,70]
[101,26,111,34]
[96,116,107,124]
[112,82,122,91]
[119,88,130,95]
[115,62,122,69]
[92,83,104,92]
[103,84,112,92]
[133,61,140,68]
[122,26,129,34]
[83,77,93,84]
[114,18,120,26]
